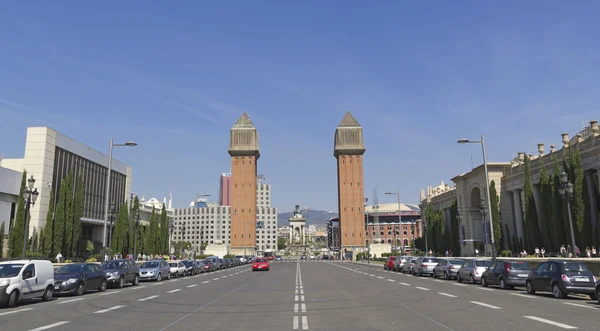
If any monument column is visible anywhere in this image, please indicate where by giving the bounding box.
[334,111,366,260]
[228,113,260,255]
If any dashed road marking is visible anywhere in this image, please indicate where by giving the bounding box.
[387,279,395,282]
[294,303,298,313]
[213,278,220,280]
[202,281,210,284]
[523,316,578,329]
[94,305,125,314]
[301,303,306,313]
[469,301,501,309]
[0,308,33,316]
[167,289,182,293]
[138,295,160,302]
[100,290,120,296]
[453,283,467,287]
[562,302,598,309]
[510,293,536,299]
[186,284,198,288]
[57,298,85,305]
[302,316,309,330]
[438,292,457,298]
[399,282,411,286]
[293,316,299,329]
[28,321,70,330]
[478,287,495,292]
[415,287,430,291]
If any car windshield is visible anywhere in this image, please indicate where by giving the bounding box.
[182,261,193,267]
[141,262,160,268]
[0,264,24,278]
[475,261,492,267]
[204,259,212,264]
[169,263,178,267]
[563,263,590,272]
[255,259,267,263]
[101,261,124,269]
[510,262,532,270]
[56,264,83,274]
[450,260,465,265]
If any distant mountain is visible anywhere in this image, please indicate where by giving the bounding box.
[277,208,338,228]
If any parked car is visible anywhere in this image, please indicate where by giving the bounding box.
[275,256,283,262]
[413,257,439,276]
[432,259,464,279]
[203,259,215,272]
[384,256,397,270]
[54,263,107,296]
[194,260,206,273]
[169,261,186,278]
[393,256,409,272]
[139,260,171,281]
[401,258,418,273]
[457,259,492,284]
[527,261,597,299]
[101,259,140,288]
[0,260,55,307]
[481,260,534,289]
[252,258,270,271]
[182,260,200,276]
[300,255,307,260]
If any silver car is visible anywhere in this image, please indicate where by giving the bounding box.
[401,258,418,273]
[456,259,492,284]
[433,259,464,280]
[413,257,439,276]
[139,260,171,281]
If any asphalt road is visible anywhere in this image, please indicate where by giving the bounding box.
[0,260,598,330]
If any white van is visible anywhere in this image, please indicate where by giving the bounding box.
[0,260,55,307]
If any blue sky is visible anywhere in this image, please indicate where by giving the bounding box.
[1,1,598,211]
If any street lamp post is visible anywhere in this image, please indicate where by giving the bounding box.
[47,182,58,256]
[102,138,137,262]
[180,224,186,258]
[559,171,577,257]
[385,190,402,254]
[423,195,430,256]
[480,198,490,256]
[107,202,116,257]
[22,176,39,259]
[458,135,496,261]
[133,210,140,260]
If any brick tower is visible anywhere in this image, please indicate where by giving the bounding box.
[334,111,366,260]
[228,113,260,255]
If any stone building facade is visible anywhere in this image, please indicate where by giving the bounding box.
[420,120,600,256]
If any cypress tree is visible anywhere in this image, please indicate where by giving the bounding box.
[489,180,502,251]
[71,171,84,257]
[570,148,585,234]
[53,176,69,256]
[504,224,512,252]
[43,188,56,257]
[130,196,140,254]
[38,227,45,256]
[9,171,28,258]
[29,227,37,252]
[62,170,74,257]
[0,221,5,258]
[551,155,566,248]
[160,203,168,254]
[538,163,553,250]
[523,154,541,250]
[110,204,128,254]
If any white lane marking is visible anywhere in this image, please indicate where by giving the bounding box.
[213,278,220,280]
[202,281,210,284]
[100,290,121,296]
[369,274,375,277]
[300,285,303,289]
[57,298,85,304]
[138,295,160,302]
[478,287,495,292]
[153,282,164,286]
[295,289,298,294]
[302,316,309,330]
[438,292,457,298]
[399,282,411,286]
[0,308,33,316]
[453,283,467,287]
[300,289,304,294]
[523,316,578,329]
[433,280,444,283]
[293,315,299,329]
[28,321,71,330]
[171,279,179,282]
[510,293,536,299]
[168,289,182,293]
[562,302,598,309]
[222,276,228,278]
[377,276,384,279]
[94,305,125,314]
[301,303,306,313]
[415,287,430,291]
[229,274,234,277]
[301,295,305,301]
[294,303,298,313]
[469,301,501,309]
[295,295,299,301]
[387,279,395,282]
[130,286,145,290]
[186,284,198,288]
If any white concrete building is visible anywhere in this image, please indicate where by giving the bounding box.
[0,127,132,243]
[0,165,22,256]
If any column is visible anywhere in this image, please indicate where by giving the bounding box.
[289,225,293,244]
[512,190,524,239]
[532,184,542,231]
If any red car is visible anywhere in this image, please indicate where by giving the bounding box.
[252,258,270,271]
[384,256,397,270]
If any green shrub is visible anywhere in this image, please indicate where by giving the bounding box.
[223,254,235,258]
[500,250,512,257]
[86,257,97,263]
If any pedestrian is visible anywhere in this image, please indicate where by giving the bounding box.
[475,249,479,257]
[534,247,539,257]
[445,250,449,257]
[55,252,63,263]
[541,247,545,258]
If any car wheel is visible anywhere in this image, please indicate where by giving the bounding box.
[596,287,600,304]
[457,274,463,283]
[526,281,535,294]
[470,274,476,284]
[42,286,54,301]
[481,277,488,287]
[133,275,140,286]
[500,278,508,290]
[157,274,162,282]
[7,290,18,307]
[552,283,566,299]
[589,292,597,301]
[167,273,171,280]
[433,271,437,278]
[75,283,85,296]
[98,280,107,292]
[444,271,449,280]
[118,276,125,288]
